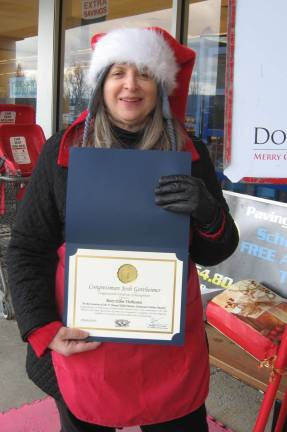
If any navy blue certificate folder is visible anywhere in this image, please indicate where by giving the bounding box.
[65,148,191,345]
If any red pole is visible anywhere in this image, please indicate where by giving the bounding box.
[253,325,287,432]
[274,391,287,432]
[253,374,281,432]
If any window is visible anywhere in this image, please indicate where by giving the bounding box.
[186,0,226,163]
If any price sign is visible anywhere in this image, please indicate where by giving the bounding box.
[197,267,234,290]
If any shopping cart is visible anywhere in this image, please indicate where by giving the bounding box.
[0,104,36,125]
[0,122,46,319]
[0,174,26,319]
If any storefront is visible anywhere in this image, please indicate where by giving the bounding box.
[0,0,286,202]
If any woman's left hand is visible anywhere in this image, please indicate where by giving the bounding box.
[155,174,219,225]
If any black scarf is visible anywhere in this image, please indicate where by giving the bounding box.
[111,124,144,149]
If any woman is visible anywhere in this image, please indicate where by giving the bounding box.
[7,27,239,432]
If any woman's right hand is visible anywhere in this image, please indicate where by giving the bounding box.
[48,326,101,356]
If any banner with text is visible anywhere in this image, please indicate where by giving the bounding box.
[81,0,108,21]
[200,191,287,311]
[224,0,287,182]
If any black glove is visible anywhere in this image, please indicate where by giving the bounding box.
[155,175,220,226]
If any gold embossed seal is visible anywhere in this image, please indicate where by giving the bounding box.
[117,264,138,284]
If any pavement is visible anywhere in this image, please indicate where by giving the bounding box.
[0,314,274,432]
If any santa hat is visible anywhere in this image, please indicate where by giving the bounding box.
[88,28,179,95]
[83,27,196,148]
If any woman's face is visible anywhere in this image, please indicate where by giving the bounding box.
[103,64,157,132]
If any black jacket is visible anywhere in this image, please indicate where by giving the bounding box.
[7,131,239,398]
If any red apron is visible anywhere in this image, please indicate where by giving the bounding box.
[52,100,208,426]
[52,245,209,427]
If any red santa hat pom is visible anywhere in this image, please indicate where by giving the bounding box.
[87,27,179,95]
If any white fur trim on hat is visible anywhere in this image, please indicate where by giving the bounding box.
[87,28,179,95]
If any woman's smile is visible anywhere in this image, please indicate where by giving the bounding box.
[119,97,143,104]
[118,97,145,111]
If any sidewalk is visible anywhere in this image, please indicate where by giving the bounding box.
[0,317,273,431]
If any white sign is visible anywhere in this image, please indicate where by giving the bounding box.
[82,0,108,20]
[224,0,287,182]
[9,77,37,99]
[0,111,16,124]
[10,136,31,165]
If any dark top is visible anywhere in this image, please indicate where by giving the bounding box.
[111,124,144,148]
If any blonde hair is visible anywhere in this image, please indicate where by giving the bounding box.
[84,91,184,151]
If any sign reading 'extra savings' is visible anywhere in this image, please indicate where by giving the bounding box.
[82,0,108,20]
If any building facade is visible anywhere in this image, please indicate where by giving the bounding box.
[0,0,286,202]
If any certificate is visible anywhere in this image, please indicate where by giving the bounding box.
[65,148,191,345]
[66,249,183,341]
